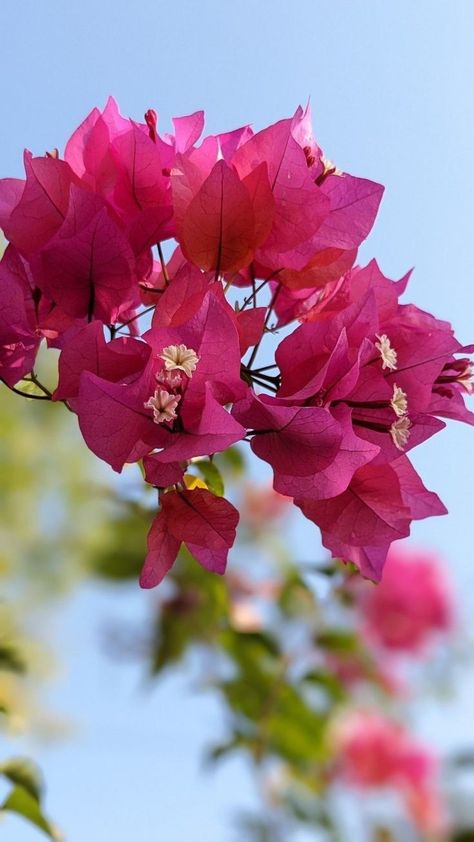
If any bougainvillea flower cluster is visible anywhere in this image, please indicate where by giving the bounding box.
[357,547,454,653]
[336,710,447,837]
[1,98,472,586]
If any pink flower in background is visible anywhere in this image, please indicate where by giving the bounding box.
[337,710,448,837]
[358,547,454,652]
[239,483,291,531]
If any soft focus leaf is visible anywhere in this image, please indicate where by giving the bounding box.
[0,644,26,674]
[193,460,225,496]
[316,629,359,653]
[1,785,57,839]
[301,670,347,703]
[0,757,43,801]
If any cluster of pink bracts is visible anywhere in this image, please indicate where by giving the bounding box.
[0,98,472,586]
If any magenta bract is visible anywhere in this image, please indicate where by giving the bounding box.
[0,98,472,586]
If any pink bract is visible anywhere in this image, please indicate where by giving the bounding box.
[140,488,239,587]
[0,97,472,587]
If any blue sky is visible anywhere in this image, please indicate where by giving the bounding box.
[1,1,474,839]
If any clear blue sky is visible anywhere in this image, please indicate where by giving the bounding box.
[1,1,474,839]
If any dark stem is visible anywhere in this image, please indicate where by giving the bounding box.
[252,365,279,374]
[246,282,282,369]
[239,269,282,312]
[247,371,279,385]
[333,399,391,410]
[27,371,52,398]
[249,376,279,393]
[2,376,74,413]
[1,380,51,401]
[87,280,95,323]
[246,428,274,436]
[352,418,389,433]
[157,242,170,286]
[116,304,156,332]
[250,264,256,306]
[239,279,269,311]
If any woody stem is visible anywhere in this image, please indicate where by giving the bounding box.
[157,242,170,286]
[116,304,156,331]
[246,282,282,369]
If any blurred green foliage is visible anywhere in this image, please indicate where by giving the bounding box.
[0,357,472,841]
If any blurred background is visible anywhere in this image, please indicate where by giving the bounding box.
[0,1,474,839]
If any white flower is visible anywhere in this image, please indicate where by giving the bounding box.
[457,362,473,394]
[159,344,199,377]
[390,383,408,417]
[157,369,183,389]
[320,155,343,177]
[144,388,181,424]
[375,334,398,371]
[390,417,411,450]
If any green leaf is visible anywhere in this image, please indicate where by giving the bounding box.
[14,379,46,398]
[1,786,57,839]
[89,505,147,580]
[301,669,347,703]
[278,572,314,617]
[215,446,245,477]
[0,643,26,674]
[450,750,474,768]
[194,460,225,496]
[205,733,248,766]
[264,685,328,764]
[0,758,43,801]
[316,628,359,653]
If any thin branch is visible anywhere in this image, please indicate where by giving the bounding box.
[252,365,279,374]
[239,279,269,311]
[1,380,51,401]
[157,242,170,286]
[238,268,282,312]
[246,282,282,369]
[115,304,156,332]
[27,371,52,398]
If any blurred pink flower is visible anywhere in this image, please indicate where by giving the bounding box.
[240,483,291,530]
[337,710,448,837]
[358,547,454,653]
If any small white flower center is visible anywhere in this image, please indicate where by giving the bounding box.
[390,383,408,417]
[457,362,473,394]
[159,344,199,378]
[375,334,398,371]
[144,388,181,424]
[158,369,183,389]
[390,416,411,450]
[320,155,343,177]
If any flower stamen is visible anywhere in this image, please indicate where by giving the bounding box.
[390,383,408,417]
[145,388,181,424]
[390,416,411,450]
[375,334,398,371]
[159,344,199,377]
